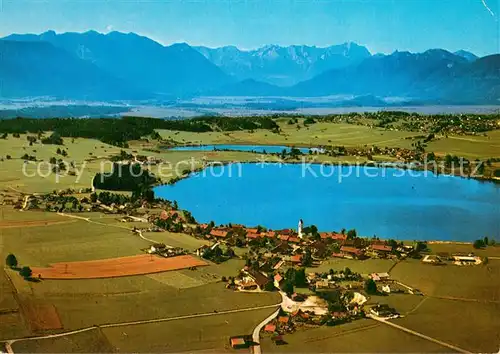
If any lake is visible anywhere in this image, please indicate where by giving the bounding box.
[154,163,500,241]
[169,144,312,154]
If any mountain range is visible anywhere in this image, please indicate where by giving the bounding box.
[194,43,371,86]
[3,30,231,97]
[0,30,498,104]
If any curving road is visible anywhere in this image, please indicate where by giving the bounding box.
[251,292,286,354]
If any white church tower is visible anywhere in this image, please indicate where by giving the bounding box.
[298,219,304,238]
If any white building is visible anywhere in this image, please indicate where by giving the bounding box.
[298,219,304,238]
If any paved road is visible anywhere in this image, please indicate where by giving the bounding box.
[57,212,160,244]
[251,292,286,354]
[2,303,281,353]
[367,314,472,354]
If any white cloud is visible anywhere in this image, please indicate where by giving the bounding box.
[105,24,114,32]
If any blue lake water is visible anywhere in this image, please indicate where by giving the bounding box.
[169,144,311,154]
[154,164,500,241]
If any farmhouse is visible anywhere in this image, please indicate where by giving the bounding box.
[210,229,229,239]
[245,269,271,290]
[369,272,390,281]
[265,230,276,238]
[245,227,259,234]
[264,324,276,333]
[340,246,364,259]
[229,336,249,349]
[278,316,290,325]
[370,243,393,257]
[274,273,284,288]
[319,232,331,240]
[279,235,290,242]
[288,254,303,265]
[272,241,293,255]
[370,304,399,319]
[421,254,444,265]
[452,255,482,265]
[160,210,184,221]
[331,233,347,241]
[276,228,294,236]
[246,232,261,240]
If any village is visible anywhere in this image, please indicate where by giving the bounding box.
[6,187,491,350]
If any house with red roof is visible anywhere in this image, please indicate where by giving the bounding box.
[160,209,183,221]
[273,273,284,288]
[289,254,303,264]
[340,246,364,259]
[264,324,276,333]
[265,230,276,238]
[278,235,290,242]
[370,244,393,253]
[245,228,259,234]
[229,336,249,349]
[210,229,229,239]
[319,232,331,240]
[331,233,347,241]
[246,232,261,240]
[278,316,290,324]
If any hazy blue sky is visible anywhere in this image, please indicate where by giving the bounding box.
[0,0,498,56]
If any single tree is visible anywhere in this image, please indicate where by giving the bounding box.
[473,239,485,249]
[282,280,294,297]
[365,279,378,295]
[264,280,276,292]
[295,268,308,287]
[19,266,32,279]
[347,229,357,239]
[5,254,18,268]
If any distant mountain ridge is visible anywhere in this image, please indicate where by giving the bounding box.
[0,40,147,99]
[3,30,232,96]
[195,43,371,86]
[0,30,497,105]
[289,49,500,103]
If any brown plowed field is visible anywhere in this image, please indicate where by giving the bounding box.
[32,254,208,280]
[20,301,63,331]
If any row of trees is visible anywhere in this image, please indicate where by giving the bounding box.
[5,254,33,280]
[93,163,159,191]
[473,236,496,249]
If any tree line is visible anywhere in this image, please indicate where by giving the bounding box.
[0,116,280,146]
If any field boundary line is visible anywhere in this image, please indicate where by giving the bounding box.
[2,303,282,348]
[367,314,472,354]
[56,212,160,244]
[304,323,380,344]
[429,295,500,304]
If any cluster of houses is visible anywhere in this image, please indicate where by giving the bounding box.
[198,223,415,266]
[142,243,188,258]
[422,252,483,266]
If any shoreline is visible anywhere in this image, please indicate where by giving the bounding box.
[154,158,500,187]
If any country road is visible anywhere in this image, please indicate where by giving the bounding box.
[251,292,286,354]
[367,314,472,354]
[57,212,160,243]
[2,303,282,353]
